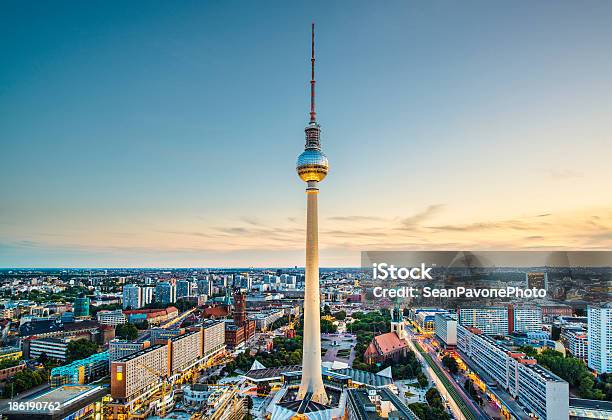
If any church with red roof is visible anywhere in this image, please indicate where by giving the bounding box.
[363,305,409,364]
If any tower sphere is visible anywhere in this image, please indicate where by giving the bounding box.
[296,148,328,182]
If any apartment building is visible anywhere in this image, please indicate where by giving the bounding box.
[457,324,568,419]
[561,328,588,361]
[201,320,225,358]
[459,307,508,335]
[110,344,169,402]
[169,330,202,373]
[509,305,543,334]
[587,302,612,374]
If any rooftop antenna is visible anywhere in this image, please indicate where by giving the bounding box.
[309,22,316,124]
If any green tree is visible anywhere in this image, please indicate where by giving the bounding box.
[425,387,443,410]
[518,345,537,357]
[332,310,346,321]
[417,373,429,388]
[320,319,337,334]
[67,339,98,362]
[535,348,609,400]
[115,323,139,340]
[442,354,459,374]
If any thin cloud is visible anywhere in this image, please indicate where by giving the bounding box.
[545,169,584,180]
[400,204,445,228]
[327,216,385,222]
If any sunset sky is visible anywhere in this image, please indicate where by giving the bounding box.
[1,1,611,267]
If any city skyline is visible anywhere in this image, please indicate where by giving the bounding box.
[2,1,612,267]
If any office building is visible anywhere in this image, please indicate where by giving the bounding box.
[587,302,612,374]
[541,304,573,323]
[97,309,127,326]
[50,351,109,386]
[29,337,70,361]
[435,313,458,349]
[250,309,284,331]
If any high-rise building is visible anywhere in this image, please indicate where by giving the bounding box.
[176,280,190,299]
[197,279,212,296]
[435,313,458,349]
[122,284,141,310]
[73,293,90,318]
[155,282,175,305]
[295,23,329,405]
[509,305,542,334]
[588,302,612,374]
[141,286,155,306]
[459,307,508,335]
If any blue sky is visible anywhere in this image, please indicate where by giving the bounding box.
[1,1,612,267]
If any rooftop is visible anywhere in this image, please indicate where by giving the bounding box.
[116,343,164,363]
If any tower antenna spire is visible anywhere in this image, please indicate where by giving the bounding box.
[309,22,316,123]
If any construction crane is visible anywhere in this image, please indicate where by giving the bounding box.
[285,312,297,338]
[137,363,171,418]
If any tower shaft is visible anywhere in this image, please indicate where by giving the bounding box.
[297,184,328,404]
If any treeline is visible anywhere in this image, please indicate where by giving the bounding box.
[2,368,47,397]
[532,348,612,401]
[224,335,303,374]
[409,388,451,420]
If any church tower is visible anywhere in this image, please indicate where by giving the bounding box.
[391,303,407,340]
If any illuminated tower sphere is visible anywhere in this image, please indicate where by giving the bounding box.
[296,23,329,406]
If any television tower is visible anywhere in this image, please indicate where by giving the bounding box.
[295,23,329,405]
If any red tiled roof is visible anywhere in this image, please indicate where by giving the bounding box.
[364,342,378,357]
[202,307,229,318]
[373,332,408,354]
